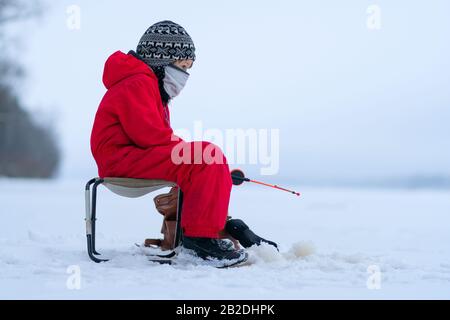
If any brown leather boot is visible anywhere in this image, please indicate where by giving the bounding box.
[144,187,179,250]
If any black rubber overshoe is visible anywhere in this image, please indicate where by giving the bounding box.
[182,236,248,267]
[225,219,279,250]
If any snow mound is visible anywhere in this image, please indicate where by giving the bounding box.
[248,243,284,263]
[247,241,316,265]
[286,241,316,259]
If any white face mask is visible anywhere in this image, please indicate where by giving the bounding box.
[163,64,190,98]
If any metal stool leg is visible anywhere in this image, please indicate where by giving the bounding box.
[85,178,108,263]
[91,178,104,255]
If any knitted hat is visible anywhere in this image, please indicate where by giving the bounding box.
[136,20,196,68]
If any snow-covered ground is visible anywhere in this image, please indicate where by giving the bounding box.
[0,178,449,299]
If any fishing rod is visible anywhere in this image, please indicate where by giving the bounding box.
[230,169,300,197]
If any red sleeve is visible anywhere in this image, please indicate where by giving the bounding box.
[116,77,181,148]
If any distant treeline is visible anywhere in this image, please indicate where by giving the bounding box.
[0,0,60,178]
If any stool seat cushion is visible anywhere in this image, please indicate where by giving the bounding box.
[102,177,176,198]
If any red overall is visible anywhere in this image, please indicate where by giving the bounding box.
[90,51,232,238]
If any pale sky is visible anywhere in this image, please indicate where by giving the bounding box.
[10,0,450,184]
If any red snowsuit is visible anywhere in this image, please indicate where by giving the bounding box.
[90,51,232,238]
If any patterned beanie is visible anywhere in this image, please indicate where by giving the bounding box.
[136,20,196,68]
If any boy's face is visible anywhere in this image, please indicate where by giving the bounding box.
[172,59,194,71]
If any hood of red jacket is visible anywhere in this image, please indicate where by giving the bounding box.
[102,51,156,89]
